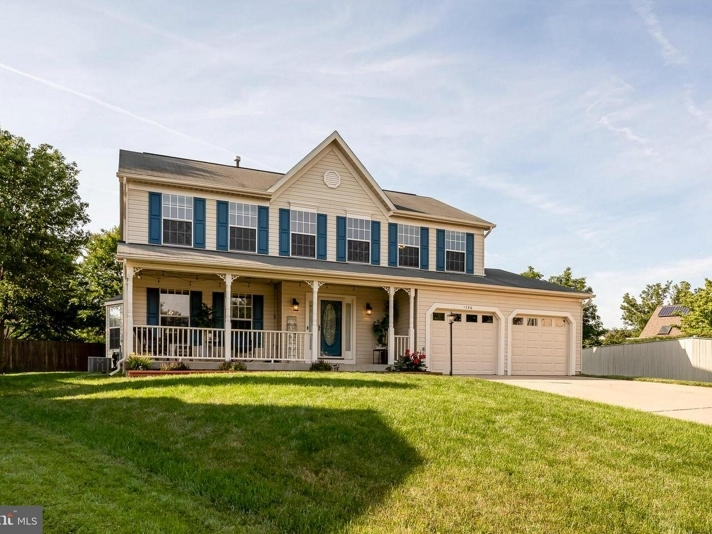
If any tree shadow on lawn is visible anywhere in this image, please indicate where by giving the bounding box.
[8,392,423,532]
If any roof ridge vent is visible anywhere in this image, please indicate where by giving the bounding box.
[234,156,241,167]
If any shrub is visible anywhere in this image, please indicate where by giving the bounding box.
[390,350,426,372]
[126,354,153,370]
[309,360,333,371]
[217,361,247,371]
[159,360,191,371]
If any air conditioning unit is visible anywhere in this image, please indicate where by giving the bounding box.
[88,357,111,373]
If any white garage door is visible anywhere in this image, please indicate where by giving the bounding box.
[511,316,568,375]
[430,312,497,374]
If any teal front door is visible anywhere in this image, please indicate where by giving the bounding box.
[320,300,342,357]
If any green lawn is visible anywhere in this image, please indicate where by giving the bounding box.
[1,372,711,533]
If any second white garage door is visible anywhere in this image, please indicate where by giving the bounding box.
[430,312,497,374]
[510,316,568,375]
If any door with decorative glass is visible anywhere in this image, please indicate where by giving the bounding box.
[320,300,342,357]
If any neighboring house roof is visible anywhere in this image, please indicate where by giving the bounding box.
[638,305,690,338]
[117,131,495,229]
[117,242,591,298]
[104,294,123,305]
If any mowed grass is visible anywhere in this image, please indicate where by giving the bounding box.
[1,373,711,533]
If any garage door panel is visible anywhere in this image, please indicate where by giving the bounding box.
[430,314,498,375]
[511,316,568,376]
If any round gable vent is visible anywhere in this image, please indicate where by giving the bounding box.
[323,170,341,188]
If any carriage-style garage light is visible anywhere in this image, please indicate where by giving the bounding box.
[446,313,456,376]
[365,303,373,315]
[292,298,299,312]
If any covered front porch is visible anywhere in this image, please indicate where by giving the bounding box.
[119,265,416,371]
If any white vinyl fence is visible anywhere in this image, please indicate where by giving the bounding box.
[582,337,712,382]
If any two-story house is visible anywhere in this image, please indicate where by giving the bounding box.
[106,131,591,375]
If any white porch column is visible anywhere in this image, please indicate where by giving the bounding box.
[387,286,395,364]
[223,274,233,361]
[408,288,415,352]
[311,280,320,362]
[123,263,134,360]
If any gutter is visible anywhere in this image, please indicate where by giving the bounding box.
[117,172,273,199]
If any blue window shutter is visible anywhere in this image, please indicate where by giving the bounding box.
[193,198,206,249]
[388,223,398,267]
[212,292,224,329]
[148,192,161,244]
[216,201,228,251]
[146,288,160,325]
[279,209,290,256]
[336,216,346,262]
[189,291,203,327]
[257,206,269,254]
[436,229,445,272]
[420,227,429,270]
[371,221,381,265]
[317,213,327,260]
[253,295,264,348]
[466,233,475,274]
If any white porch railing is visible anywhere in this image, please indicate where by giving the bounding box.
[394,335,409,358]
[231,329,309,361]
[133,326,225,359]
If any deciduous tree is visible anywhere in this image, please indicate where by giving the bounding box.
[620,282,672,335]
[0,127,89,370]
[680,279,712,337]
[72,227,122,343]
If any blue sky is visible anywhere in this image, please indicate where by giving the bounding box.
[1,0,711,328]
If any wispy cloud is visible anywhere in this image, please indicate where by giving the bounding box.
[631,0,687,65]
[0,62,234,155]
[598,116,650,145]
[684,87,712,131]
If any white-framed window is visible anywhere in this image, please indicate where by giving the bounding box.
[231,294,253,330]
[107,304,122,349]
[445,230,466,272]
[162,194,193,246]
[398,224,419,268]
[229,202,258,252]
[347,217,370,263]
[291,210,317,258]
[160,289,190,327]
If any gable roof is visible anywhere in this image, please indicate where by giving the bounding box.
[267,131,396,214]
[638,304,689,338]
[117,131,494,228]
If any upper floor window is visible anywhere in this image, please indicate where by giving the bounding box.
[291,210,316,258]
[347,217,370,263]
[398,224,419,268]
[160,289,190,327]
[229,202,257,252]
[445,230,466,272]
[163,194,193,246]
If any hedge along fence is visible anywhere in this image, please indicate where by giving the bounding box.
[582,337,712,382]
[1,339,105,373]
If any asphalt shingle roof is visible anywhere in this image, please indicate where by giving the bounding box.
[117,242,589,297]
[118,150,494,227]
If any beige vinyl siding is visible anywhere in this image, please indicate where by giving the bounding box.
[126,186,149,244]
[394,290,411,336]
[132,276,276,330]
[416,288,583,373]
[126,182,267,250]
[269,147,389,262]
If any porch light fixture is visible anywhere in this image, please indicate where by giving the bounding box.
[292,298,300,312]
[365,303,373,316]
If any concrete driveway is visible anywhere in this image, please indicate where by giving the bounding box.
[486,376,712,425]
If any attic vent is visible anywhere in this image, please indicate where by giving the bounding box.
[323,170,341,188]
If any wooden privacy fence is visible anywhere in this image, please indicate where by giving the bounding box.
[582,337,712,382]
[2,339,105,372]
